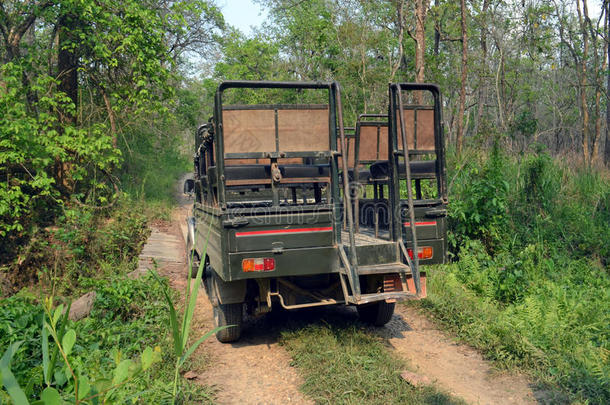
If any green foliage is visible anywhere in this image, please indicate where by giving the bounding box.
[17,197,150,297]
[0,295,162,404]
[523,153,559,212]
[214,30,286,82]
[448,145,510,253]
[0,62,119,255]
[0,0,223,269]
[117,120,190,205]
[511,110,538,139]
[423,148,610,404]
[0,273,213,404]
[0,341,30,405]
[0,296,44,389]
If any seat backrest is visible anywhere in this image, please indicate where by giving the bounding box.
[357,107,435,163]
[222,105,330,157]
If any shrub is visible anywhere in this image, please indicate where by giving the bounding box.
[449,145,510,253]
[421,148,610,403]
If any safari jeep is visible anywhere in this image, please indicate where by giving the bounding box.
[184,81,447,342]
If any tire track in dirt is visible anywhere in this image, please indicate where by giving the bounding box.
[159,178,312,405]
[378,304,539,405]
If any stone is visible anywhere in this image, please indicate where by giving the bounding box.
[68,291,96,321]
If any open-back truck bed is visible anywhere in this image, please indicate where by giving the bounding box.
[184,81,447,342]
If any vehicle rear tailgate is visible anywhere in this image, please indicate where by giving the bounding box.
[228,212,334,252]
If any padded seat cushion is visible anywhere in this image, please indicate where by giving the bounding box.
[209,165,270,181]
[369,160,436,179]
[281,164,329,178]
[347,168,371,182]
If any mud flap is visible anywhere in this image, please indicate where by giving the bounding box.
[211,272,246,305]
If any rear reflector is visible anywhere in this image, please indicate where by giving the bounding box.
[242,258,275,272]
[407,246,433,260]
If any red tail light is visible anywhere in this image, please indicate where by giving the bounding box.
[407,246,433,260]
[242,258,276,272]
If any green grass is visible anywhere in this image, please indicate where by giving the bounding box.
[281,318,463,405]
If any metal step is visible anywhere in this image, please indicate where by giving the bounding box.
[356,262,411,275]
[347,291,417,305]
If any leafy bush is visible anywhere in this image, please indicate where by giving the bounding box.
[422,148,610,404]
[0,197,150,297]
[0,294,44,386]
[448,145,510,253]
[0,62,119,263]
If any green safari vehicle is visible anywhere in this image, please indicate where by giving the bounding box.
[184,81,447,342]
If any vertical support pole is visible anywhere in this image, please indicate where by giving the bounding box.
[434,91,448,202]
[388,86,401,242]
[334,82,360,298]
[214,89,226,209]
[354,120,361,233]
[329,84,342,245]
[395,84,422,296]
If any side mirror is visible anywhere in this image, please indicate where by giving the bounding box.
[183,178,195,195]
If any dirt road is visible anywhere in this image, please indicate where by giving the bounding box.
[149,180,312,405]
[136,176,538,405]
[381,305,538,405]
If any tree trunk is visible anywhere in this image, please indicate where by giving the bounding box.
[587,0,607,164]
[55,11,80,193]
[456,0,468,154]
[414,0,429,103]
[433,0,440,56]
[495,46,505,131]
[57,12,79,125]
[606,0,610,166]
[473,0,489,137]
[390,0,406,82]
[100,86,118,147]
[576,0,590,164]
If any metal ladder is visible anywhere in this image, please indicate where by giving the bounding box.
[335,82,422,304]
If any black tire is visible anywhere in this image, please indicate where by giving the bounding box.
[357,301,395,326]
[213,303,243,343]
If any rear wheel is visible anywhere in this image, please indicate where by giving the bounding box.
[209,271,243,342]
[213,303,243,343]
[357,301,395,326]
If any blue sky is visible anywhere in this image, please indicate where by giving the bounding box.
[219,0,269,35]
